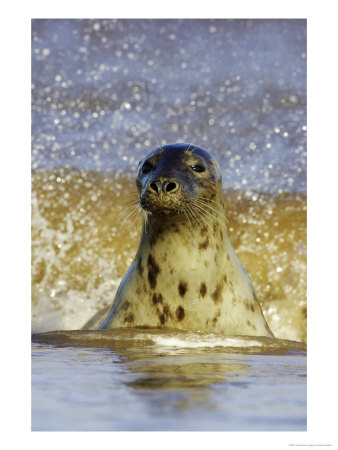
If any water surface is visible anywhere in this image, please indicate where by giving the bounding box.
[32,330,306,431]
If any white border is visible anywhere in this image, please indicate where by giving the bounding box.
[1,0,338,449]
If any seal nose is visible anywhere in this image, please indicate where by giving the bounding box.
[149,179,178,195]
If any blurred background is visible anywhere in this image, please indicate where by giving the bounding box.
[31,19,307,341]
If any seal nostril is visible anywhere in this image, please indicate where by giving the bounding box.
[149,180,178,194]
[165,182,177,193]
[149,180,161,194]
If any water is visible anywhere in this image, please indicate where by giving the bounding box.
[32,330,306,431]
[31,19,307,432]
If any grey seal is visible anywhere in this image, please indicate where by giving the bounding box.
[84,143,273,337]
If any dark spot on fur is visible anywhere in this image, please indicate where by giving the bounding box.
[122,300,130,311]
[211,283,223,304]
[176,306,185,321]
[220,230,224,241]
[244,301,251,311]
[178,281,187,297]
[124,312,134,323]
[149,227,163,247]
[212,310,221,325]
[227,254,230,261]
[149,234,156,247]
[247,320,257,331]
[152,293,163,305]
[250,304,255,312]
[200,226,208,236]
[200,282,207,297]
[163,305,170,317]
[223,274,227,284]
[147,254,160,289]
[137,257,144,276]
[247,319,252,327]
[159,314,165,325]
[199,237,209,250]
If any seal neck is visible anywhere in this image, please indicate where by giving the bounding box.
[139,209,229,254]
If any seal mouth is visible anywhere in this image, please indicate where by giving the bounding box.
[140,195,187,216]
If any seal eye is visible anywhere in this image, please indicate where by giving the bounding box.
[142,161,153,174]
[191,164,206,173]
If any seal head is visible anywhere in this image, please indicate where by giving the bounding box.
[137,143,222,218]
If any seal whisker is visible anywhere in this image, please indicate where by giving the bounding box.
[191,201,226,228]
[190,145,199,155]
[118,204,140,222]
[186,202,205,229]
[118,202,142,226]
[149,131,163,152]
[118,198,141,217]
[191,203,212,229]
[193,204,227,223]
[182,205,194,230]
[196,196,226,207]
[121,210,141,230]
[196,196,227,208]
[127,207,143,232]
[194,198,228,222]
[141,210,150,234]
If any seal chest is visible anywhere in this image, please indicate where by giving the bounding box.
[87,143,273,337]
